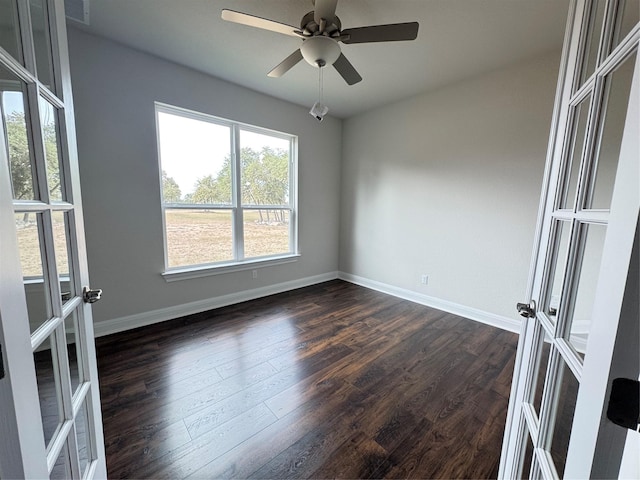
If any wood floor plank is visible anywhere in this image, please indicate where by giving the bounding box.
[96,280,518,479]
[186,381,365,479]
[130,403,278,479]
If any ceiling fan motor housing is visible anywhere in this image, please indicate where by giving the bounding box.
[300,11,342,36]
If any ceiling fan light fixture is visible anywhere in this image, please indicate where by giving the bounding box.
[300,36,341,67]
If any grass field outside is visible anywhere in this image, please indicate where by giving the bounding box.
[161,209,289,268]
[15,209,290,277]
[15,213,69,278]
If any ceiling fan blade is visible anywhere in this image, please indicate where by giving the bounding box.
[268,49,304,78]
[221,9,302,38]
[341,22,419,44]
[333,53,362,85]
[314,0,339,25]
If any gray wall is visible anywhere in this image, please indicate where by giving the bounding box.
[67,27,563,329]
[339,51,562,320]
[67,28,342,325]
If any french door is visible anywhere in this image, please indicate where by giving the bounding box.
[500,0,639,478]
[0,0,106,478]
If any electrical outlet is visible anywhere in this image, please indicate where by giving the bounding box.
[421,274,429,285]
[252,269,258,279]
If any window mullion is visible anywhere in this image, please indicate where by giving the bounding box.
[231,124,244,260]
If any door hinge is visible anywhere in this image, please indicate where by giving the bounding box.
[517,300,536,319]
[607,378,640,431]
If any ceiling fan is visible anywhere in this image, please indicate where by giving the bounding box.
[221,0,419,85]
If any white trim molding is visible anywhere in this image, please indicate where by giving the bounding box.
[338,272,522,333]
[93,271,339,337]
[94,270,522,338]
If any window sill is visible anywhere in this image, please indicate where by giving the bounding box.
[162,254,301,283]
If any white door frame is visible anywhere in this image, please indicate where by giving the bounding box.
[0,0,106,477]
[500,0,640,477]
[0,90,49,480]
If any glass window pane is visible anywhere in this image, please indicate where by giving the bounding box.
[65,311,82,395]
[76,396,93,476]
[52,211,74,305]
[39,97,63,202]
[165,209,233,267]
[543,220,572,319]
[560,95,591,210]
[35,335,63,449]
[157,111,232,205]
[522,424,536,480]
[587,53,637,209]
[1,66,36,200]
[16,212,52,333]
[29,0,55,90]
[549,359,580,478]
[0,0,22,62]
[531,340,552,418]
[50,442,71,480]
[243,209,290,259]
[579,0,606,86]
[566,223,607,357]
[240,129,290,207]
[612,0,640,51]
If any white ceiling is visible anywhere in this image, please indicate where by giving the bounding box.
[72,0,571,118]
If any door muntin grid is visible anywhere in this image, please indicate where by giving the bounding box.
[517,1,639,478]
[1,0,100,477]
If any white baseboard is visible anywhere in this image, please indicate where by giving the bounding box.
[338,272,521,334]
[93,271,339,337]
[94,270,521,338]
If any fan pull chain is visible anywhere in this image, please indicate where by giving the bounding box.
[318,65,324,104]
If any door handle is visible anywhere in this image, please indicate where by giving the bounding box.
[607,378,640,431]
[516,300,536,318]
[83,287,102,304]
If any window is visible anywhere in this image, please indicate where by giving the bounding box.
[155,103,297,275]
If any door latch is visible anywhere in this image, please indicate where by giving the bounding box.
[607,378,639,431]
[516,300,536,318]
[83,287,102,304]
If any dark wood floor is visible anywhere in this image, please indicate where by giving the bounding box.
[96,280,518,479]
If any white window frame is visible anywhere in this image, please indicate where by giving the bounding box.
[155,103,299,281]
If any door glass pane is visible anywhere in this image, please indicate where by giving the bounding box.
[52,211,74,304]
[29,0,55,91]
[164,209,233,267]
[522,424,536,479]
[612,0,640,51]
[566,223,607,357]
[35,334,63,449]
[549,358,580,478]
[16,212,52,333]
[76,396,93,476]
[1,66,36,200]
[244,209,290,258]
[39,97,63,201]
[239,129,290,206]
[544,220,572,319]
[587,53,637,209]
[531,340,552,418]
[156,110,232,205]
[560,94,591,209]
[580,0,607,86]
[65,312,82,395]
[0,0,22,63]
[50,442,71,480]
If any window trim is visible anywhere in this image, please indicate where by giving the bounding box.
[155,102,299,277]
